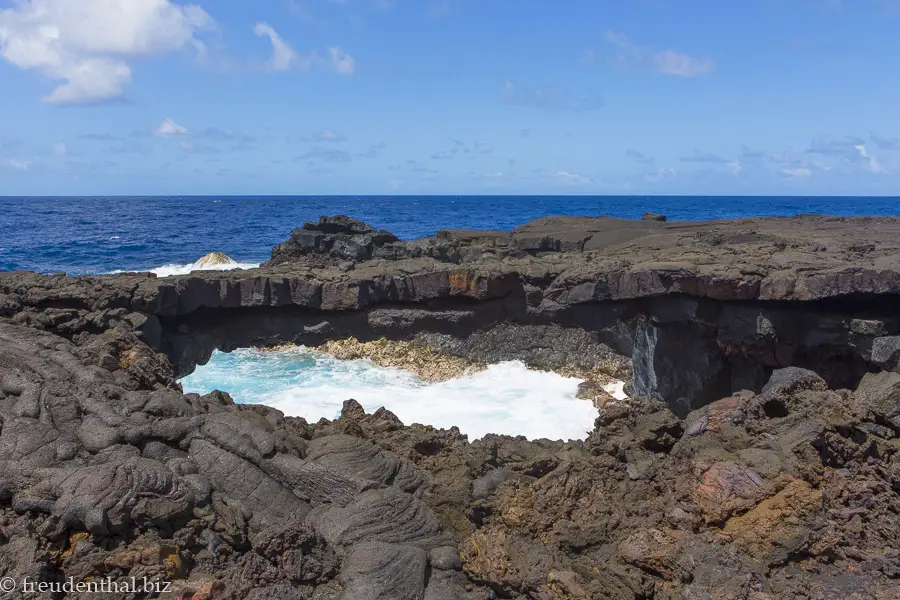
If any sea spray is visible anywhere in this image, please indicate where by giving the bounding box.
[180,347,604,441]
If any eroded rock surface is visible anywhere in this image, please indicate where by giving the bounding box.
[1,214,899,598]
[0,319,897,598]
[5,214,900,412]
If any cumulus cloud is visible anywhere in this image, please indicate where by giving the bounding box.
[328,47,355,74]
[855,144,886,173]
[604,31,714,77]
[252,23,353,75]
[807,136,887,173]
[8,158,29,170]
[154,117,188,137]
[254,22,300,72]
[0,0,214,104]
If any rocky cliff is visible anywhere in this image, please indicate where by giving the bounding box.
[4,214,900,412]
[0,214,898,598]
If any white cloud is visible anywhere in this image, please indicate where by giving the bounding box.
[252,24,353,75]
[154,117,188,137]
[9,158,29,170]
[652,49,715,77]
[475,141,493,154]
[555,171,591,185]
[52,141,67,156]
[604,31,714,77]
[254,22,299,72]
[315,129,348,142]
[782,168,812,179]
[726,159,742,175]
[647,167,676,182]
[855,144,886,173]
[0,0,214,104]
[328,46,355,74]
[469,171,504,179]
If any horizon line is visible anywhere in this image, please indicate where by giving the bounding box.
[2,193,900,199]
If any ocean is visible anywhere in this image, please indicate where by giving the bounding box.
[5,195,898,440]
[2,195,898,275]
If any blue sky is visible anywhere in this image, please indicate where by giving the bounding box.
[1,0,900,196]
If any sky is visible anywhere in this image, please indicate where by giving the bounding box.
[1,0,900,196]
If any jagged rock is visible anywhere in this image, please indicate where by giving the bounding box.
[617,528,690,581]
[268,216,400,265]
[1,213,900,598]
[871,335,900,371]
[853,371,900,432]
[694,462,772,523]
[752,367,828,418]
[6,214,900,411]
[722,478,822,564]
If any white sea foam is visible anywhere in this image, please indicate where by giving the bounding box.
[180,347,603,441]
[604,379,628,400]
[110,261,260,277]
[148,261,260,277]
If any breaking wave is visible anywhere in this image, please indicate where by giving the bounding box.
[179,346,624,441]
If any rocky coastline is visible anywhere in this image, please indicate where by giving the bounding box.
[0,214,898,599]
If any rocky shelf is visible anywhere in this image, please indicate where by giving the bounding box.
[0,214,898,598]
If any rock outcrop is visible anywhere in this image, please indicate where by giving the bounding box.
[4,214,900,413]
[0,318,897,598]
[1,214,900,597]
[192,252,238,269]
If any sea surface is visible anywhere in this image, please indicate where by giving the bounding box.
[2,195,898,275]
[4,195,897,440]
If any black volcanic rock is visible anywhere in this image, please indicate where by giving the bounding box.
[5,214,900,411]
[268,215,401,265]
[1,213,900,597]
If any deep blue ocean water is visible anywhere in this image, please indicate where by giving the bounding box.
[1,195,898,275]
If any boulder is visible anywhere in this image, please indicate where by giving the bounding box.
[268,215,400,265]
[192,252,237,269]
[871,336,900,371]
[854,371,900,432]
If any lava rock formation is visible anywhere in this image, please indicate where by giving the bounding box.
[0,214,898,598]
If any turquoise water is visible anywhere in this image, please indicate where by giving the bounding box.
[181,347,601,441]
